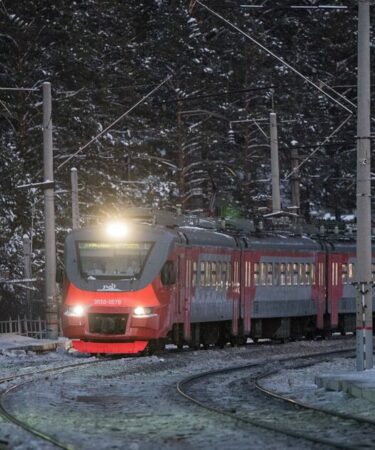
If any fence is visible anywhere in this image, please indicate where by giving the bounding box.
[0,317,46,339]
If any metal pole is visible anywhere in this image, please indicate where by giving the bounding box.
[291,148,300,213]
[43,82,58,339]
[71,168,80,229]
[356,0,372,370]
[270,112,281,212]
[23,234,32,317]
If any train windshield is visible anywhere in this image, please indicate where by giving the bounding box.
[77,242,153,280]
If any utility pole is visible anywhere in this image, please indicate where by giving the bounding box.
[43,82,58,339]
[270,112,281,212]
[290,148,300,213]
[23,234,32,317]
[71,168,80,230]
[356,0,372,370]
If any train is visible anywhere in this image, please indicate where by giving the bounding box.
[62,208,366,354]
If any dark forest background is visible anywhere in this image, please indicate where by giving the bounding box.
[0,0,373,316]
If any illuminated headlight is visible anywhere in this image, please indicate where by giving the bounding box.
[64,305,86,317]
[133,306,153,317]
[106,222,128,239]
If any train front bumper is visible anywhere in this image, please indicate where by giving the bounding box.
[62,307,160,342]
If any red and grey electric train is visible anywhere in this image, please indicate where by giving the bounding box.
[62,210,362,354]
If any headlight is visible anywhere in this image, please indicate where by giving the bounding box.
[64,305,86,317]
[106,221,128,239]
[133,306,153,317]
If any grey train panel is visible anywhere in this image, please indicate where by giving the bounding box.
[255,287,312,302]
[339,297,356,313]
[191,287,231,322]
[252,299,317,318]
[191,301,232,322]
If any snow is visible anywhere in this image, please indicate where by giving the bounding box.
[0,336,372,449]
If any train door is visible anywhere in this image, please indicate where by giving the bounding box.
[183,248,193,341]
[312,251,326,330]
[177,249,185,324]
[231,250,241,336]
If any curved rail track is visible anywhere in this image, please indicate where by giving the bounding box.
[0,340,361,450]
[176,348,375,450]
[0,359,108,450]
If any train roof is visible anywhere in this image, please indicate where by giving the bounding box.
[244,233,322,251]
[177,226,237,248]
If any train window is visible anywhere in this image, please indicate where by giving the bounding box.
[222,263,227,288]
[77,241,153,280]
[342,263,348,284]
[293,263,299,285]
[200,261,205,287]
[274,263,279,285]
[299,264,305,285]
[205,262,210,287]
[211,262,217,287]
[332,262,339,286]
[311,264,316,285]
[260,263,267,286]
[280,263,286,286]
[254,263,259,286]
[267,263,273,286]
[319,263,324,286]
[348,263,354,281]
[245,261,251,287]
[161,261,176,286]
[216,262,221,288]
[286,263,292,286]
[227,263,232,288]
[192,261,197,287]
[305,263,311,285]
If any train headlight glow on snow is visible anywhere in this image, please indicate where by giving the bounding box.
[64,305,85,317]
[133,306,153,317]
[106,222,128,239]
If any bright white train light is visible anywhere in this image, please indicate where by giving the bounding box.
[133,306,153,317]
[106,222,128,239]
[64,305,86,317]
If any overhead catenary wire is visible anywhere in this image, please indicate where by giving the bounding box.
[57,75,172,171]
[283,114,353,181]
[193,0,353,115]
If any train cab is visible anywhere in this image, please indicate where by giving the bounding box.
[62,221,178,353]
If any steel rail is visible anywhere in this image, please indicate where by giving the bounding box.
[0,358,109,450]
[255,361,375,426]
[177,349,359,450]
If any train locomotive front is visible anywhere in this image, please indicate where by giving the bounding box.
[62,222,177,354]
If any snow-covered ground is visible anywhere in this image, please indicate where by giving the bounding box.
[0,335,371,450]
[260,357,375,419]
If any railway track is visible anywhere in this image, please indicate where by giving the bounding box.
[176,348,375,450]
[0,359,108,450]
[0,340,361,450]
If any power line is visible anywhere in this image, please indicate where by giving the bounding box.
[57,75,172,171]
[240,4,350,10]
[283,114,352,181]
[194,0,353,114]
[160,85,274,104]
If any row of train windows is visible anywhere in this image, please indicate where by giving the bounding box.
[249,262,323,287]
[334,263,375,285]
[185,261,375,289]
[189,261,325,288]
[191,261,232,289]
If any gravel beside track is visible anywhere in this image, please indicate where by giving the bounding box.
[0,337,367,450]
